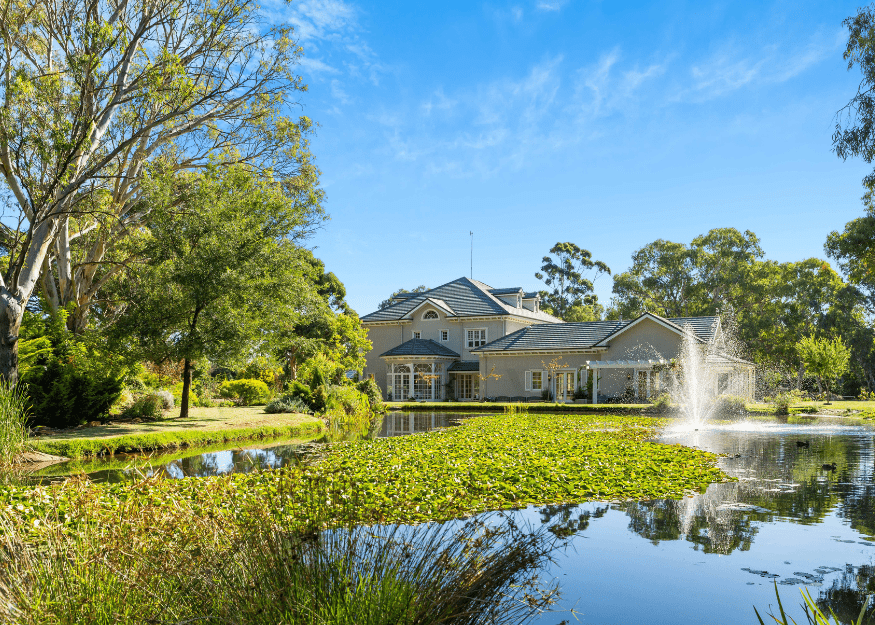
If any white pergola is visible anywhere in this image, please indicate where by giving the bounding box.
[581,359,671,405]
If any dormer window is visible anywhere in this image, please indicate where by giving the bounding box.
[413,331,421,339]
[423,310,438,320]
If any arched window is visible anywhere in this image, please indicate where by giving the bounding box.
[423,310,439,319]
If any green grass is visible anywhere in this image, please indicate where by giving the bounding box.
[32,408,324,457]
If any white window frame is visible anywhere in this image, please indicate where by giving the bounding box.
[525,370,544,391]
[413,331,421,339]
[422,310,439,320]
[466,328,487,349]
[439,329,449,342]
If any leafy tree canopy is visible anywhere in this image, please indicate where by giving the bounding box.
[378,286,428,310]
[535,243,610,321]
[833,4,875,187]
[112,160,324,417]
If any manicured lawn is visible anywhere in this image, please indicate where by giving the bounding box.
[32,407,324,457]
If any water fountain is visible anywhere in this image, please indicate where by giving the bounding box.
[670,325,720,429]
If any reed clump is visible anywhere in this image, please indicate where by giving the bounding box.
[0,475,561,625]
[0,381,30,462]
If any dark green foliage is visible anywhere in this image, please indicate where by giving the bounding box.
[310,386,329,413]
[833,5,875,188]
[288,381,313,408]
[309,366,326,392]
[27,360,123,428]
[356,378,384,412]
[377,285,428,310]
[20,312,128,428]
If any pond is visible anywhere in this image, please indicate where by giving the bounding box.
[528,421,875,624]
[30,412,875,623]
[31,411,474,482]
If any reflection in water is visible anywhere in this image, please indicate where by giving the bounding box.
[379,411,471,437]
[529,422,875,625]
[35,411,470,483]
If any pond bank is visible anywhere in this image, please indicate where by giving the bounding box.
[31,408,324,458]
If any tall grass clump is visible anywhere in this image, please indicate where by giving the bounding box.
[0,475,561,625]
[755,581,872,625]
[0,381,30,461]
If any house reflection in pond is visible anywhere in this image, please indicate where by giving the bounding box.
[379,412,467,437]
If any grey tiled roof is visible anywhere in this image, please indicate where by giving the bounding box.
[666,317,719,343]
[523,291,540,299]
[473,320,628,352]
[489,287,523,295]
[447,361,480,372]
[361,277,561,324]
[380,339,460,358]
[473,313,719,353]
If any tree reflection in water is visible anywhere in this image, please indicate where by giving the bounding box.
[815,564,875,624]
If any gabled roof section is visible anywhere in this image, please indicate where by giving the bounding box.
[668,316,720,343]
[592,313,715,347]
[401,297,456,319]
[380,339,460,358]
[473,320,628,352]
[361,277,561,323]
[489,287,523,296]
[471,313,720,353]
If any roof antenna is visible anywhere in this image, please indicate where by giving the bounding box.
[470,231,473,279]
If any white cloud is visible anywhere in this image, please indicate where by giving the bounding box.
[678,30,842,102]
[298,57,341,75]
[331,79,351,104]
[287,0,357,41]
[536,0,568,11]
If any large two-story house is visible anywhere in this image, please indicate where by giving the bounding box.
[360,277,754,402]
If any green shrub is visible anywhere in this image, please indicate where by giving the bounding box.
[170,382,199,407]
[218,379,271,406]
[20,311,128,428]
[713,394,747,416]
[288,380,313,408]
[264,396,311,414]
[766,389,803,415]
[356,378,384,412]
[648,392,673,413]
[310,385,329,413]
[26,359,124,428]
[310,365,327,391]
[122,394,164,420]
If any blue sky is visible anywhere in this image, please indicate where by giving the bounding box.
[278,0,871,316]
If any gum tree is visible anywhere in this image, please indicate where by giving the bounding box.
[0,0,310,382]
[535,243,610,321]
